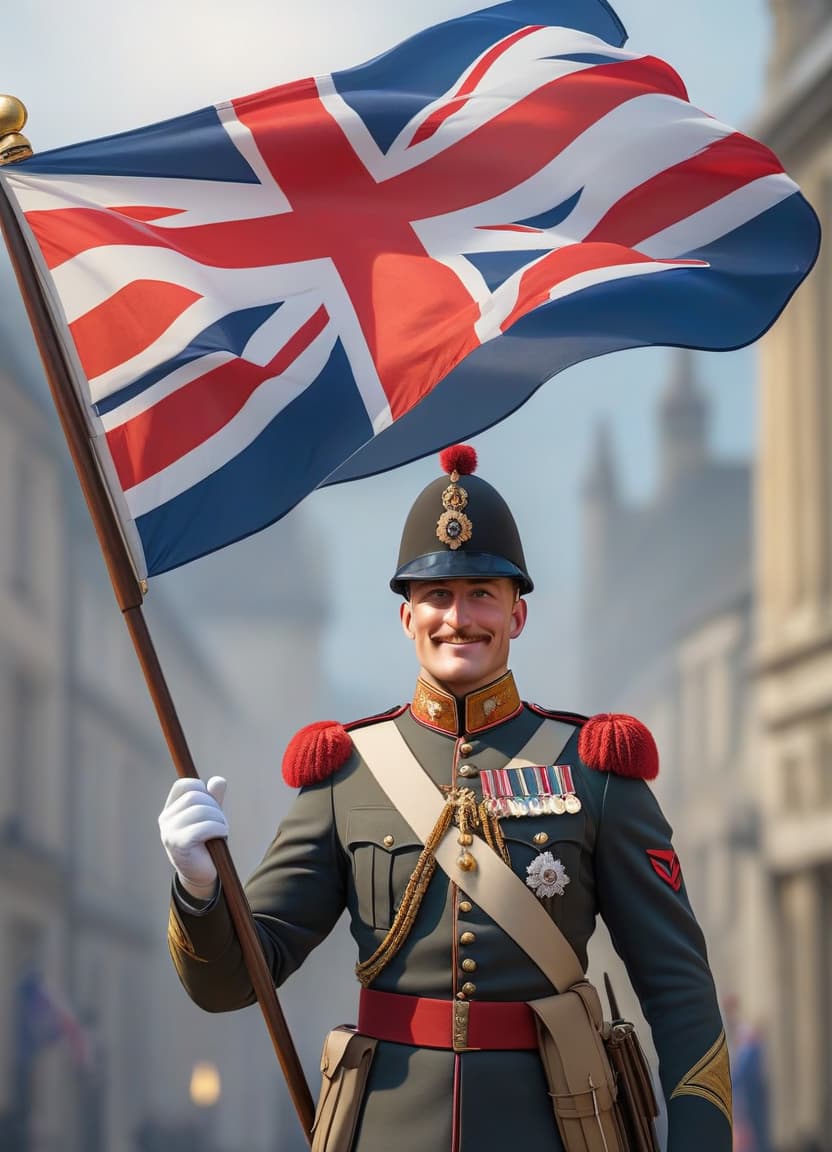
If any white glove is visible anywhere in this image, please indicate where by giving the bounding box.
[159,776,229,900]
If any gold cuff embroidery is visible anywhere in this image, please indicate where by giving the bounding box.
[168,906,200,960]
[670,1030,732,1126]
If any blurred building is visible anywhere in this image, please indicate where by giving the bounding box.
[579,349,763,1041]
[0,351,243,1152]
[151,515,359,1152]
[0,300,338,1151]
[754,2,832,1147]
[0,362,74,1150]
[67,497,238,1152]
[581,349,751,712]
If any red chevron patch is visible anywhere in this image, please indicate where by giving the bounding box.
[646,848,682,891]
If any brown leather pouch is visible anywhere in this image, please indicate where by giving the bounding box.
[530,982,627,1152]
[530,980,660,1152]
[310,1026,378,1152]
[603,1020,660,1152]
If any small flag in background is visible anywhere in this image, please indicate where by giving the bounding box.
[15,970,91,1069]
[0,0,820,579]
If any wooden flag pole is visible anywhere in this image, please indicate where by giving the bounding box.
[0,97,316,1143]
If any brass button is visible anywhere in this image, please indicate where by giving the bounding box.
[461,958,478,973]
[459,931,476,945]
[459,742,474,757]
[459,900,473,914]
[533,832,550,846]
[461,982,477,997]
[457,763,479,779]
[383,835,395,848]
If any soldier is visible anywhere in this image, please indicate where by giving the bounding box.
[159,445,732,1152]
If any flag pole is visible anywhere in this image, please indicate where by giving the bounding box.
[0,97,316,1144]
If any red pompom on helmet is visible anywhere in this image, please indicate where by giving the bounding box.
[439,444,478,477]
[578,713,659,780]
[282,721,353,788]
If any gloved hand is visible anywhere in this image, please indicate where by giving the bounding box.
[159,776,229,901]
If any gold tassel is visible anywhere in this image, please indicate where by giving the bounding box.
[479,801,510,865]
[355,799,455,987]
[355,789,512,987]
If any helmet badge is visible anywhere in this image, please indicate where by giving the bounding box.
[436,445,477,550]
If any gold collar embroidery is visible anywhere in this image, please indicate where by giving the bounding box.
[411,671,522,735]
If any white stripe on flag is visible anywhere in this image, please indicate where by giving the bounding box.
[638,172,798,258]
[6,168,286,230]
[98,294,325,429]
[123,319,338,518]
[414,96,741,261]
[474,256,700,342]
[323,28,641,178]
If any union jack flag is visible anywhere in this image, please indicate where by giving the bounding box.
[0,0,819,577]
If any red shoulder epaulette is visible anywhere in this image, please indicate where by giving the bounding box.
[578,712,659,780]
[282,705,407,788]
[528,704,658,780]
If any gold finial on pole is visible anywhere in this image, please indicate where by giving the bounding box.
[0,95,33,164]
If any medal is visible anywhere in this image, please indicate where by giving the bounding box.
[526,851,570,899]
[480,764,582,817]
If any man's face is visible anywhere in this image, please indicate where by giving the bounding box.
[400,577,527,696]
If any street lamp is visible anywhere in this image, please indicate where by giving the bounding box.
[189,1061,222,1109]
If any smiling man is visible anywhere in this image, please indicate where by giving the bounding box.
[160,446,732,1152]
[401,576,526,698]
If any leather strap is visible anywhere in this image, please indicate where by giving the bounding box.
[350,718,585,992]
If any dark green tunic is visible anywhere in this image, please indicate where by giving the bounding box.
[168,690,731,1152]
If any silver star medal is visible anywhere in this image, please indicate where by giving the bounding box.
[525,851,570,899]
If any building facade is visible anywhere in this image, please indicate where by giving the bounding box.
[66,495,238,1152]
[151,514,356,1152]
[0,336,329,1150]
[578,349,765,1063]
[0,365,73,1151]
[754,2,832,1147]
[0,354,246,1152]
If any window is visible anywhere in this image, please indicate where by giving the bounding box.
[821,867,832,1136]
[8,667,43,842]
[11,450,38,605]
[817,732,832,808]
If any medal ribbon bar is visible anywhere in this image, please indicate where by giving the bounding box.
[480,765,581,818]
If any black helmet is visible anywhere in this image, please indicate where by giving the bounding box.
[390,445,533,596]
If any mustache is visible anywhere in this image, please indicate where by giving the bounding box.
[431,632,490,644]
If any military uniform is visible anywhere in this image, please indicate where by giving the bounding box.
[169,672,731,1152]
[166,446,731,1152]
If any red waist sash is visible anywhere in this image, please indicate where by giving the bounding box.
[358,987,538,1052]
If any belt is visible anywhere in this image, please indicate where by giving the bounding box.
[358,987,539,1053]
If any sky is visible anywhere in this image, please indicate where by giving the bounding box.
[2,0,772,712]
